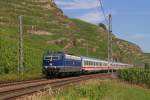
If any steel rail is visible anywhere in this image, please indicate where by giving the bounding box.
[0,79,46,88]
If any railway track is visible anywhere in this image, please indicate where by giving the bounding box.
[0,73,113,100]
[0,79,47,88]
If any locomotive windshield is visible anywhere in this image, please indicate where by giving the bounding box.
[44,56,52,60]
[44,56,59,60]
[52,56,59,60]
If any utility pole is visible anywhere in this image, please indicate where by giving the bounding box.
[108,14,112,73]
[86,44,89,56]
[18,15,23,75]
[109,14,113,73]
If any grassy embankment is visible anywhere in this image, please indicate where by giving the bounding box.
[26,80,150,100]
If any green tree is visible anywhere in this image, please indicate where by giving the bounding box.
[98,23,107,30]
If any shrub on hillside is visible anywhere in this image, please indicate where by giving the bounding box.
[98,23,107,30]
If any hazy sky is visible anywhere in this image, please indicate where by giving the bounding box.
[55,0,150,53]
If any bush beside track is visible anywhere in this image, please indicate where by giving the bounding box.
[117,68,150,88]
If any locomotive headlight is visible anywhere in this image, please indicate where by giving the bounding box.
[44,66,48,69]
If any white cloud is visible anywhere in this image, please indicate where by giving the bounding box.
[55,0,113,24]
[76,11,105,24]
[55,0,99,10]
[128,34,149,40]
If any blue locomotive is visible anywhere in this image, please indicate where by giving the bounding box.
[42,52,82,77]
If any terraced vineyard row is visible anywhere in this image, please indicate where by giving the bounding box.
[118,68,150,87]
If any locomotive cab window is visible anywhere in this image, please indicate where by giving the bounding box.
[44,56,52,60]
[52,56,59,60]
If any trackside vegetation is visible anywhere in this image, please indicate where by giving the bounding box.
[118,68,150,88]
[27,80,150,100]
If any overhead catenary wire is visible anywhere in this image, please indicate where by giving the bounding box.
[98,0,109,25]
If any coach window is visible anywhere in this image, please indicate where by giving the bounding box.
[99,62,101,66]
[99,62,100,66]
[85,61,87,65]
[102,63,104,66]
[100,63,102,66]
[103,63,105,66]
[86,61,88,66]
[89,61,91,66]
[92,62,95,66]
[84,61,86,65]
[96,62,98,66]
[87,61,89,66]
[90,62,92,66]
[106,63,108,66]
[84,61,86,66]
[90,61,92,66]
